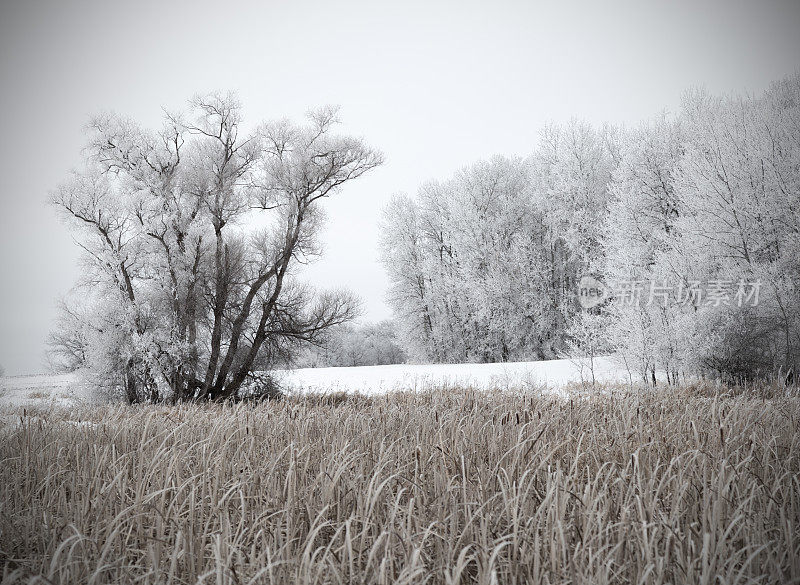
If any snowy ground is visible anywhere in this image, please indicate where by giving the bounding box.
[273,356,633,395]
[0,356,635,408]
[0,371,97,408]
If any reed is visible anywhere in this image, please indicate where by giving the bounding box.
[1,386,798,584]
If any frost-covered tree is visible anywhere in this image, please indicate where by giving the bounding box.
[603,75,800,382]
[51,94,382,402]
[532,121,618,270]
[600,114,690,384]
[670,78,800,379]
[296,320,406,367]
[381,157,548,362]
[381,135,617,364]
[46,297,93,373]
[563,310,610,389]
[530,121,619,352]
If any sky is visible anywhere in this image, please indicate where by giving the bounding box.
[0,0,799,375]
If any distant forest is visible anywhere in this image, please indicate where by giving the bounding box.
[381,74,800,383]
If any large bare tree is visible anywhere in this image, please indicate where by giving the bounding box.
[51,93,382,402]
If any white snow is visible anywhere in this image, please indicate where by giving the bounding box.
[0,371,99,408]
[273,356,633,396]
[0,356,635,410]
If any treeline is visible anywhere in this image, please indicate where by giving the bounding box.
[295,320,406,368]
[380,125,615,364]
[380,74,800,382]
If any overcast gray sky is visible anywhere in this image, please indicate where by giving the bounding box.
[0,0,798,375]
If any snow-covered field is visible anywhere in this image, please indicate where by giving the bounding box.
[0,371,97,408]
[273,356,632,395]
[0,356,633,408]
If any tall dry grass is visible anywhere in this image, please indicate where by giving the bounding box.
[1,387,798,584]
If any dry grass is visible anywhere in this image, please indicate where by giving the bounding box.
[1,387,798,584]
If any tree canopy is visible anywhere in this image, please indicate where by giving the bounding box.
[51,94,383,402]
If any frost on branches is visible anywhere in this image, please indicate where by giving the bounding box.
[50,94,382,402]
[381,75,800,383]
[379,124,617,365]
[603,76,800,383]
